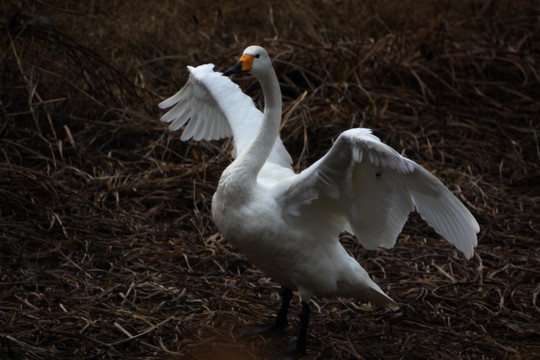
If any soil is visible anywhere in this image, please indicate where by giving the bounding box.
[1,1,538,359]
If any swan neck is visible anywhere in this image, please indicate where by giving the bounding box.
[233,67,281,179]
[261,68,282,119]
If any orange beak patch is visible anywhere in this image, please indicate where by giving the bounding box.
[239,54,255,71]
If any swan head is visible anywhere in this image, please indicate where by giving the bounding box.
[223,45,271,77]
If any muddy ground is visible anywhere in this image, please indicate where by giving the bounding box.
[1,1,538,359]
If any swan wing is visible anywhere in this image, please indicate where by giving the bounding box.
[159,64,292,167]
[276,128,479,259]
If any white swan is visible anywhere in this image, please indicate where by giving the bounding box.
[159,45,479,358]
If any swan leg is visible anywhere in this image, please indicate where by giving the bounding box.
[239,287,293,336]
[283,301,310,359]
[296,301,310,356]
[274,287,293,331]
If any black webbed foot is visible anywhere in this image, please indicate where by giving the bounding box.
[239,288,310,359]
[239,287,293,337]
[281,348,307,360]
[238,322,286,337]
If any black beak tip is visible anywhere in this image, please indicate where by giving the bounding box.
[223,62,243,76]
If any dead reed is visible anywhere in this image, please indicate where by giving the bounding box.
[1,1,538,359]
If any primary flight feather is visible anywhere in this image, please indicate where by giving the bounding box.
[159,45,479,358]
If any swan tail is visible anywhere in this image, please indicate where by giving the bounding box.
[363,287,399,310]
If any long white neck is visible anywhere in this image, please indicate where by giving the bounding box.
[230,66,282,182]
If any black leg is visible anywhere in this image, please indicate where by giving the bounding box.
[295,301,310,356]
[283,300,309,359]
[274,287,293,331]
[239,287,293,336]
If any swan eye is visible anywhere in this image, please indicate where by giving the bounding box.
[255,54,260,58]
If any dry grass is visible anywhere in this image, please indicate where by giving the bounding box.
[1,0,539,359]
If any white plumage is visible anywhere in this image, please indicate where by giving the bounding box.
[159,45,479,357]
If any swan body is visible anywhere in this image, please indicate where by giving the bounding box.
[159,45,479,356]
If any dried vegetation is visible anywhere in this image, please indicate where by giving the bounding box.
[1,0,539,359]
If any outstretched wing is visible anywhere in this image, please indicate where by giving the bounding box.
[276,128,479,259]
[159,64,292,167]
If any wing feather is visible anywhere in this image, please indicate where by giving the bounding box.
[277,128,479,258]
[159,64,292,167]
[167,104,191,131]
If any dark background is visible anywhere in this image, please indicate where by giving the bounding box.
[1,1,538,359]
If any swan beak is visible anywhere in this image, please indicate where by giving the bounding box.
[224,54,255,76]
[223,62,243,76]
